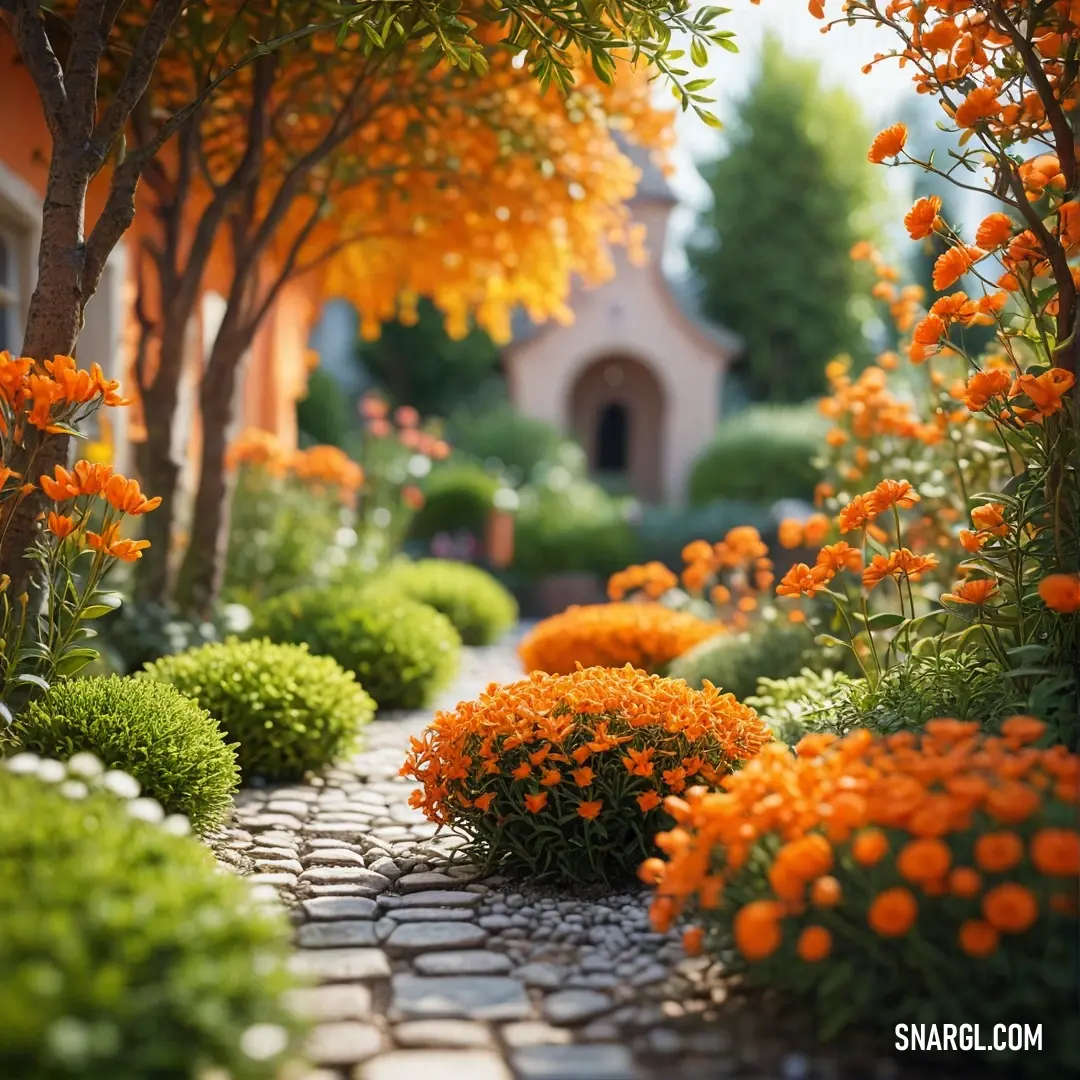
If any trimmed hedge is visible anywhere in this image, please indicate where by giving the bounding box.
[13,676,238,834]
[247,587,461,710]
[375,559,518,644]
[143,639,375,781]
[0,763,303,1079]
[407,464,501,542]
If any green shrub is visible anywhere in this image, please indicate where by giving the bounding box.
[633,501,775,570]
[688,404,827,506]
[0,762,303,1080]
[667,618,822,701]
[142,639,375,782]
[376,559,518,644]
[512,475,639,580]
[745,667,857,745]
[247,587,461,710]
[446,403,571,480]
[12,676,238,834]
[407,464,502,543]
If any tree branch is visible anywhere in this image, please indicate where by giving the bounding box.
[9,0,68,137]
[64,0,110,142]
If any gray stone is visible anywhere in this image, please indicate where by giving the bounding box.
[516,962,567,990]
[389,974,531,1021]
[382,906,476,923]
[355,1049,512,1080]
[266,799,312,817]
[368,855,402,880]
[378,890,481,909]
[395,871,459,892]
[542,989,614,1025]
[392,1019,494,1049]
[306,1021,382,1065]
[413,950,512,976]
[286,984,372,1021]
[302,896,378,921]
[512,1044,640,1080]
[499,1022,573,1049]
[478,914,513,931]
[248,872,297,888]
[385,921,487,954]
[245,813,304,831]
[307,883,381,898]
[299,867,391,892]
[629,963,668,988]
[302,848,366,867]
[298,921,380,948]
[288,948,390,982]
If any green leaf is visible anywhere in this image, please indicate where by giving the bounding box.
[16,673,50,692]
[54,650,99,677]
[690,38,709,67]
[866,612,906,630]
[814,634,847,649]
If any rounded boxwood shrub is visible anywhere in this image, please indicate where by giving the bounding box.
[12,676,238,834]
[666,618,822,701]
[247,587,461,710]
[0,761,303,1080]
[403,664,771,883]
[142,638,375,781]
[407,463,501,542]
[643,719,1080,1076]
[518,602,722,675]
[376,559,518,645]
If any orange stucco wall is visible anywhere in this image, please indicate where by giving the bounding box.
[0,27,314,461]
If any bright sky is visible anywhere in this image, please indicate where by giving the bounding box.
[663,3,917,273]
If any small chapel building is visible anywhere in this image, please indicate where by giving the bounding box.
[502,146,740,505]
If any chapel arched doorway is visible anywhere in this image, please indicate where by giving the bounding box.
[568,355,665,502]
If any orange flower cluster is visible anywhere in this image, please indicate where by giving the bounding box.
[608,561,678,601]
[226,428,364,499]
[0,351,127,439]
[642,717,1079,1025]
[679,530,775,629]
[401,664,771,881]
[518,603,723,676]
[359,393,450,458]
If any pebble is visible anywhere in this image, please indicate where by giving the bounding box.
[381,906,477,923]
[395,871,460,892]
[389,974,532,1022]
[385,921,488,954]
[286,984,372,1021]
[306,1022,382,1066]
[302,896,378,921]
[288,948,390,983]
[302,848,366,867]
[413,951,513,976]
[299,867,392,891]
[297,921,380,949]
[542,989,614,1025]
[378,890,481,909]
[392,1019,495,1049]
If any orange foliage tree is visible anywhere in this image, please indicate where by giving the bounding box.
[127,7,707,614]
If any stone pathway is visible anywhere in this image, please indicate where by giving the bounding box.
[217,642,978,1080]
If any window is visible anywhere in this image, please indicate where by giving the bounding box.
[0,227,22,353]
[596,401,629,472]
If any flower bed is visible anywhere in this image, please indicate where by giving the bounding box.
[402,664,771,883]
[518,602,722,675]
[642,718,1080,1071]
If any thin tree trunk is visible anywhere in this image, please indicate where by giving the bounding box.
[173,327,249,617]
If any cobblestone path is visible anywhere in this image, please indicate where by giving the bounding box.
[217,643,973,1080]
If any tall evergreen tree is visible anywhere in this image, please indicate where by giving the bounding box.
[688,35,878,403]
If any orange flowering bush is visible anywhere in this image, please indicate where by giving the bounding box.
[518,603,723,675]
[643,717,1080,1069]
[402,664,771,882]
[0,352,159,718]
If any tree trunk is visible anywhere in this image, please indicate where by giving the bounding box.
[0,163,88,592]
[173,330,248,618]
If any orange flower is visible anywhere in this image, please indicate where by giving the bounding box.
[636,790,662,812]
[571,767,595,788]
[964,370,1012,411]
[948,867,982,899]
[870,479,920,513]
[1011,368,1075,417]
[815,542,862,575]
[970,503,1008,537]
[45,512,76,540]
[472,792,496,812]
[1030,829,1080,876]
[682,926,704,957]
[852,828,889,866]
[623,746,656,777]
[86,523,151,562]
[933,246,982,292]
[896,838,952,884]
[974,832,1024,873]
[868,123,907,163]
[778,518,804,549]
[540,768,562,787]
[1000,716,1046,745]
[524,792,549,814]
[941,578,999,606]
[796,925,832,962]
[959,919,999,958]
[103,474,162,515]
[867,887,918,937]
[837,493,877,533]
[1038,573,1080,613]
[975,212,1015,250]
[733,900,785,960]
[803,513,831,546]
[904,195,941,240]
[982,883,1038,933]
[985,782,1040,824]
[776,563,823,599]
[810,875,842,907]
[577,799,603,820]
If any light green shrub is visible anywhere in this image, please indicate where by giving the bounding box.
[12,676,238,834]
[247,587,461,710]
[0,763,303,1080]
[375,559,518,644]
[142,639,374,781]
[407,464,501,543]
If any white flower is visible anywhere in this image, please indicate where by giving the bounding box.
[58,780,89,800]
[239,1023,288,1061]
[5,752,41,774]
[66,752,104,779]
[162,814,192,837]
[36,758,67,784]
[127,797,165,824]
[101,769,141,800]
